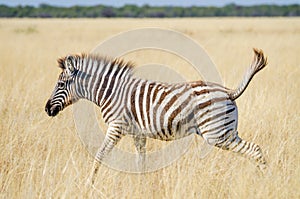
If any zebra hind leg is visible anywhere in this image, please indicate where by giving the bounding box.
[206,131,267,170]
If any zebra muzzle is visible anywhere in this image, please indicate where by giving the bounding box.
[45,100,60,117]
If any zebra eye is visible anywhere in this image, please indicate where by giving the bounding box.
[57,81,65,88]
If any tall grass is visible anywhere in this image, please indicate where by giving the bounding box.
[0,18,299,198]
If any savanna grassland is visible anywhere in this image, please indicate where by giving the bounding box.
[0,18,299,198]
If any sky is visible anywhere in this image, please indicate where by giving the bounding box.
[0,0,299,7]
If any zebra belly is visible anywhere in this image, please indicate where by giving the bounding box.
[142,127,195,141]
[146,106,197,141]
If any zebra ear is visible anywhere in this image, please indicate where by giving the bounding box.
[65,55,76,73]
[57,57,65,70]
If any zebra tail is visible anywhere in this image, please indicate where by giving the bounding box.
[228,48,268,100]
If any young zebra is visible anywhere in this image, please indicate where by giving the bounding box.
[45,49,267,184]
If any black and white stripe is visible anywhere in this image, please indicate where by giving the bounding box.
[45,49,268,184]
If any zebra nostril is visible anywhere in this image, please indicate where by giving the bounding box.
[45,100,52,116]
[45,106,51,116]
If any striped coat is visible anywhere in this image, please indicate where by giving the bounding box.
[45,49,267,184]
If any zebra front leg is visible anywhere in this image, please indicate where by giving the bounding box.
[133,136,146,173]
[88,125,123,185]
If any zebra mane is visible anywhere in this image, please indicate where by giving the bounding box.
[84,53,135,73]
[57,53,135,76]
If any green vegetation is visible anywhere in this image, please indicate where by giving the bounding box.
[14,26,38,34]
[0,3,299,18]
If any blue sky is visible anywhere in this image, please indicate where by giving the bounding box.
[0,0,299,7]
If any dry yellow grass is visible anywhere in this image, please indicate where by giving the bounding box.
[0,18,299,198]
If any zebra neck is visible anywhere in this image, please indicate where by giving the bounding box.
[76,59,133,110]
[97,72,132,108]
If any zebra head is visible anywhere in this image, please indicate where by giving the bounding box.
[45,55,79,117]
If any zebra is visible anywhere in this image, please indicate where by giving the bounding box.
[45,48,267,184]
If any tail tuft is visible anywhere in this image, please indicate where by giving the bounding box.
[252,48,268,73]
[228,48,268,100]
